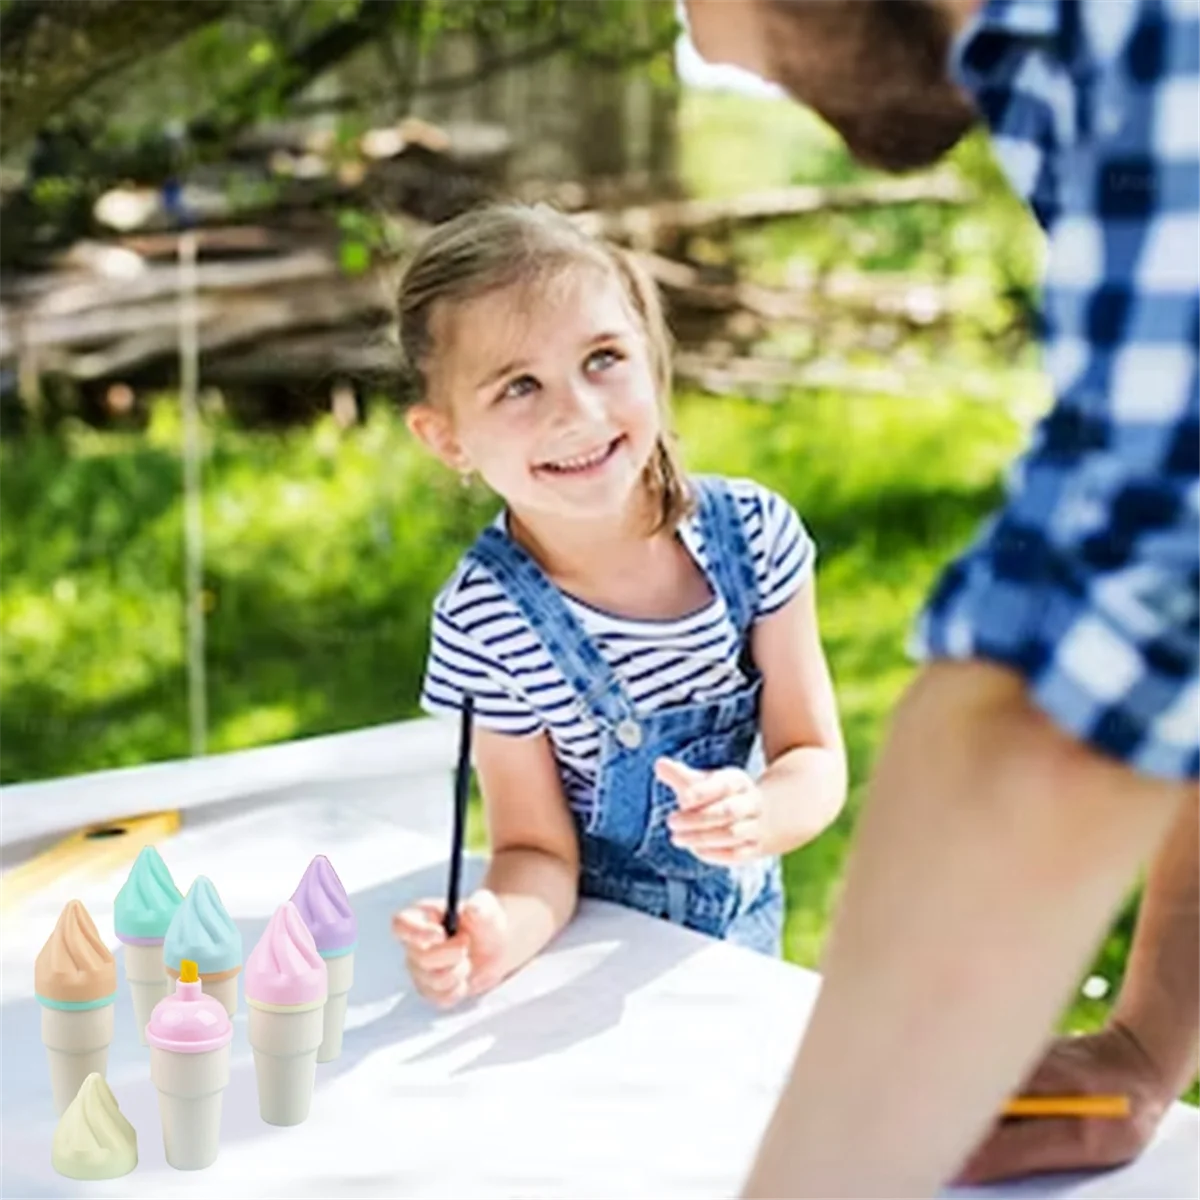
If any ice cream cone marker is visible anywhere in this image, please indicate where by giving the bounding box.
[36,900,117,1115]
[245,902,328,1125]
[52,1072,137,1180]
[147,958,233,1171]
[291,855,357,1063]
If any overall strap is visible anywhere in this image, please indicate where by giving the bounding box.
[691,476,761,644]
[465,523,635,730]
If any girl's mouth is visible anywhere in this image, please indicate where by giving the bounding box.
[536,436,625,477]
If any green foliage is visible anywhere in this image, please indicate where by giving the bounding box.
[40,0,677,161]
[679,90,1045,401]
[0,405,481,777]
[678,388,1016,963]
[0,391,999,781]
[335,206,407,276]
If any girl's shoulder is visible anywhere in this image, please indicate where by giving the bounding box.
[429,511,509,621]
[420,536,543,735]
[430,551,505,629]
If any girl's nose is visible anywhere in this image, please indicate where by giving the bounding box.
[549,379,605,426]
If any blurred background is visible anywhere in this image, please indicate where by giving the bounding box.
[0,0,1165,1073]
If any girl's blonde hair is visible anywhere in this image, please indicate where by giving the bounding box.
[395,202,693,532]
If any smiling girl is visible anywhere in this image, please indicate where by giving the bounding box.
[391,203,846,1006]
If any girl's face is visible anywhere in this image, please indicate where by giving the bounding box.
[408,267,663,525]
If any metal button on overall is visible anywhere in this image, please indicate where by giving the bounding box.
[615,718,643,750]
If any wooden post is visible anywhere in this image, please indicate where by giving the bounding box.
[178,230,207,758]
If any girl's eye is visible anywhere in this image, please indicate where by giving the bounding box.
[586,347,621,372]
[499,374,538,401]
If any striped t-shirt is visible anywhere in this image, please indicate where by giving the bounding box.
[420,477,815,806]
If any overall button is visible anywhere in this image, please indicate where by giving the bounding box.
[615,718,643,749]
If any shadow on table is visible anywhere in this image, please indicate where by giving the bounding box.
[396,902,705,1078]
[213,859,705,1154]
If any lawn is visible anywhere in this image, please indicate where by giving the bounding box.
[2,88,1187,1098]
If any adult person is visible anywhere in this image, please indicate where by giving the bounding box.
[682,1,1199,1194]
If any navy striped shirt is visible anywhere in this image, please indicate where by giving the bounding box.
[420,478,815,806]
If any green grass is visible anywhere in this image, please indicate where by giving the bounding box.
[3,391,1005,782]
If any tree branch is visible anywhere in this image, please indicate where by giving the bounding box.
[0,0,232,149]
[289,24,676,121]
[290,31,576,118]
[186,0,404,151]
[0,0,409,266]
[0,0,677,265]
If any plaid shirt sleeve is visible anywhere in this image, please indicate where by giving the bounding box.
[913,0,1200,779]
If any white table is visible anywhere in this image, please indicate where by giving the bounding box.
[2,730,1196,1199]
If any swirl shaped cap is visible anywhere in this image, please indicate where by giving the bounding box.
[163,876,242,976]
[35,901,117,1007]
[51,1073,137,1180]
[245,901,328,1008]
[290,855,356,955]
[114,846,184,942]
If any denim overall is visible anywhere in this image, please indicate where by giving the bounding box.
[466,476,785,956]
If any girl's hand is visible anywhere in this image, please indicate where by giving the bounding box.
[391,888,508,1007]
[654,756,766,865]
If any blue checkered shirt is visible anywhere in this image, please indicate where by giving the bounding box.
[913,0,1200,779]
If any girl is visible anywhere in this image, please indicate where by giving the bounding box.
[392,203,846,1007]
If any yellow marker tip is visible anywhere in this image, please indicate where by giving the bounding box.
[180,959,199,983]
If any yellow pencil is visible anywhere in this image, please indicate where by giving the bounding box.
[1002,1095,1131,1119]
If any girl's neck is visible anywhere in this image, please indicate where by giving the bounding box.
[506,487,667,588]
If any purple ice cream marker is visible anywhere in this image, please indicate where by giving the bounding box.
[291,856,356,1062]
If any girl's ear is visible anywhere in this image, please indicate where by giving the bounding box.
[405,403,471,473]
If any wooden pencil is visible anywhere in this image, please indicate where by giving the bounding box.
[1002,1095,1130,1119]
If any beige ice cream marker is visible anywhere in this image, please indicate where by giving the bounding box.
[36,900,118,1116]
[52,1072,137,1180]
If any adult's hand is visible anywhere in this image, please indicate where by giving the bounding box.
[955,1024,1174,1185]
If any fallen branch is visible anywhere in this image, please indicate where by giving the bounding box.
[1,171,995,391]
[574,173,971,249]
[641,251,986,329]
[674,352,914,399]
[202,330,400,382]
[674,352,1042,409]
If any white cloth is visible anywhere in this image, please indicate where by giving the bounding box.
[2,759,1196,1198]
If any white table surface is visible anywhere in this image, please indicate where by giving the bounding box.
[2,753,1196,1199]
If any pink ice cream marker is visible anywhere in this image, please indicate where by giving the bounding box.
[146,959,233,1171]
[245,901,328,1126]
[291,855,356,1062]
